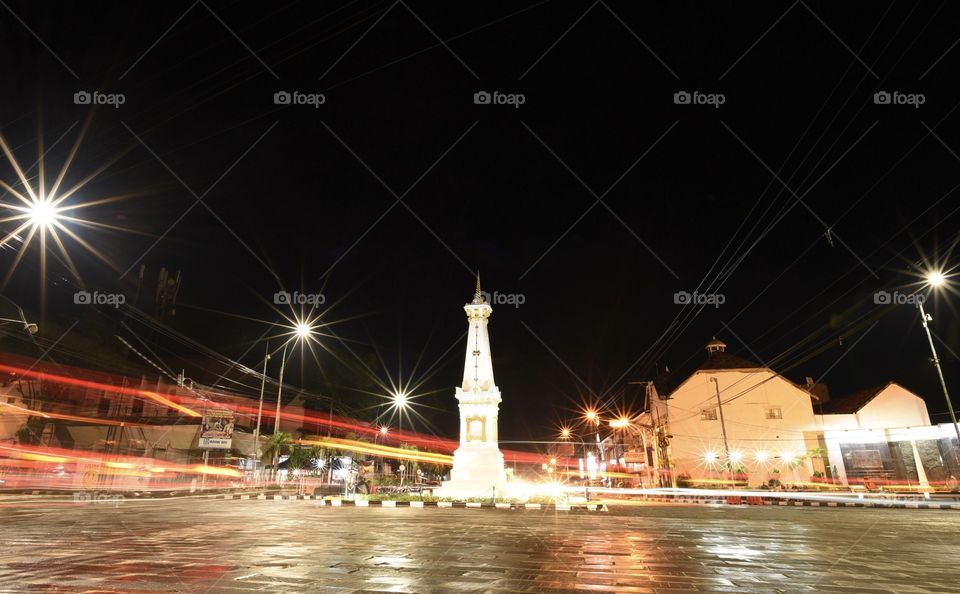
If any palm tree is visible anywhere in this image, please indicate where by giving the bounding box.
[263,431,293,477]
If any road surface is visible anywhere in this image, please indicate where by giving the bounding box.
[0,497,955,592]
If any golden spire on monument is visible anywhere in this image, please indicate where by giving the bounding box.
[473,271,485,304]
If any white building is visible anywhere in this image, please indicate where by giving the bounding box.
[815,383,959,489]
[640,338,956,489]
[644,338,820,487]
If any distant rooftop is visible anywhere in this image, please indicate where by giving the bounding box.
[651,338,765,396]
[818,383,891,414]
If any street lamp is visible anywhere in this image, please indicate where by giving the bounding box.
[271,321,317,478]
[609,417,631,473]
[0,298,39,335]
[0,317,38,335]
[918,271,960,448]
[583,409,603,463]
[558,426,579,481]
[375,425,389,475]
[390,390,409,485]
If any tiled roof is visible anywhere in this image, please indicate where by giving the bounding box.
[651,351,765,397]
[697,351,765,371]
[818,383,889,414]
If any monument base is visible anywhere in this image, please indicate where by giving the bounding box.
[433,446,507,499]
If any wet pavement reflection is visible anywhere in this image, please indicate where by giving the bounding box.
[0,498,955,592]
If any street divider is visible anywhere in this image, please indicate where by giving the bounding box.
[194,493,607,511]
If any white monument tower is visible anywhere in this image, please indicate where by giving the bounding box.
[435,274,508,499]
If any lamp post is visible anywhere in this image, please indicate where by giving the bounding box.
[270,342,289,480]
[391,391,408,486]
[918,272,960,448]
[584,409,602,461]
[377,425,388,475]
[271,322,314,480]
[251,343,270,484]
[608,417,637,487]
[609,417,630,473]
[559,427,575,480]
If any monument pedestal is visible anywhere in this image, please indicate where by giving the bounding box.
[435,445,507,499]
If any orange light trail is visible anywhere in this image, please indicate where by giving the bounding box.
[0,443,243,479]
[0,363,201,417]
[0,357,562,468]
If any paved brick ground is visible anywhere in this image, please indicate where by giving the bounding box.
[0,498,955,592]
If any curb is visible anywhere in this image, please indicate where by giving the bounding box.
[621,494,960,510]
[197,494,607,511]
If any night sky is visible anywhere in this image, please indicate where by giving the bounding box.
[2,1,960,445]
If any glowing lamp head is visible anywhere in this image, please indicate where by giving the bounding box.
[755,451,769,463]
[294,322,313,339]
[729,451,743,463]
[927,271,946,287]
[585,410,598,422]
[704,451,718,464]
[549,457,557,465]
[28,199,59,228]
[392,391,408,408]
[609,417,630,428]
[560,428,571,439]
[781,451,795,462]
[379,426,389,435]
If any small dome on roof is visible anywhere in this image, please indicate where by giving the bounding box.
[706,336,727,355]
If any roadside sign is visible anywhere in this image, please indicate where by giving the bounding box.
[199,409,234,449]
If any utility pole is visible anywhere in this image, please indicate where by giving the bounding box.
[710,377,732,483]
[252,343,270,484]
[918,300,960,447]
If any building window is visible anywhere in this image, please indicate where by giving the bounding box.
[700,408,718,421]
[765,407,783,420]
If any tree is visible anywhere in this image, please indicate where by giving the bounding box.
[263,431,293,472]
[287,445,324,472]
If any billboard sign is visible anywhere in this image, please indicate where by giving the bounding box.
[199,409,234,450]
